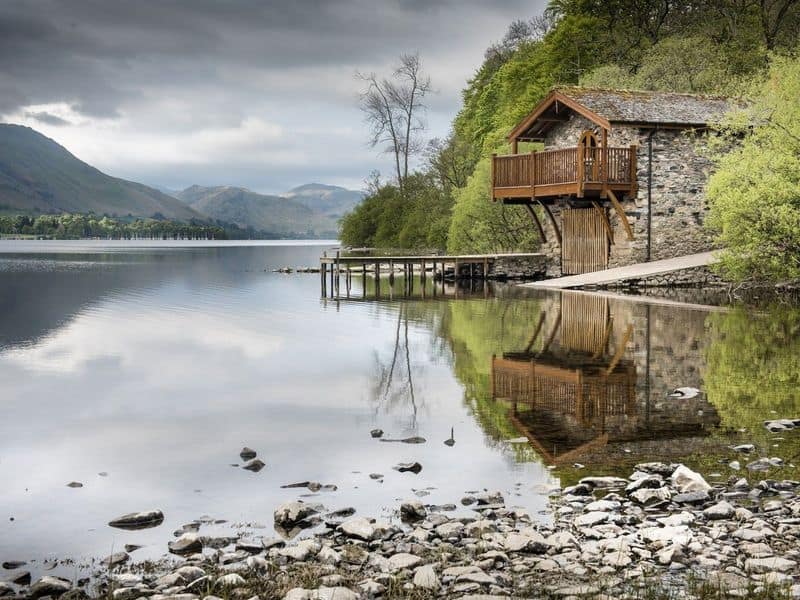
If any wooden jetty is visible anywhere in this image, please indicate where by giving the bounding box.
[319,251,542,299]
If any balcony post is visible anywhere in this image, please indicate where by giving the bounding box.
[629,144,638,194]
[530,150,536,194]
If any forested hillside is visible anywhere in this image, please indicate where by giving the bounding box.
[340,0,800,278]
[0,125,203,221]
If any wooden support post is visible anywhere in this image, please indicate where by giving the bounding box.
[362,265,366,298]
[454,260,460,280]
[329,260,334,297]
[607,189,634,241]
[346,266,351,298]
[591,200,614,245]
[409,263,413,292]
[321,262,327,297]
[389,259,394,284]
[524,203,547,242]
[483,257,489,279]
[375,262,380,297]
[536,200,562,246]
[421,260,426,281]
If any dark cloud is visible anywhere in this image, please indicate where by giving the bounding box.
[24,111,71,126]
[0,0,545,191]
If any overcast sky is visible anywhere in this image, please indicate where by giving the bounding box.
[0,0,545,194]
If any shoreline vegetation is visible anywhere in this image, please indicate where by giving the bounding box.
[0,214,339,242]
[10,455,800,600]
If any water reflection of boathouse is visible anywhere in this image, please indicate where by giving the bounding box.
[491,292,720,464]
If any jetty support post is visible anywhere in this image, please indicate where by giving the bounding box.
[334,251,340,297]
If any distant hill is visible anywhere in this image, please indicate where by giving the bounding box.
[283,183,364,219]
[0,124,203,221]
[177,185,340,237]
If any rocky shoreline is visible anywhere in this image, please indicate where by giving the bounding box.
[4,460,800,600]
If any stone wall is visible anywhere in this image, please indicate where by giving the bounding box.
[489,255,547,280]
[536,113,716,277]
[602,265,727,289]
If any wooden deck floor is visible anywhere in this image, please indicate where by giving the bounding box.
[524,251,717,290]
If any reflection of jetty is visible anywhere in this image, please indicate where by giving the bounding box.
[491,293,720,464]
[319,252,544,298]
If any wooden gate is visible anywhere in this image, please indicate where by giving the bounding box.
[561,208,608,275]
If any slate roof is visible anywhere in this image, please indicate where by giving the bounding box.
[509,87,742,141]
[557,87,737,126]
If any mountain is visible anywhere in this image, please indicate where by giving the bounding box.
[283,183,364,219]
[177,185,339,237]
[0,124,203,221]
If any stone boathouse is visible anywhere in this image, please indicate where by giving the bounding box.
[490,87,737,277]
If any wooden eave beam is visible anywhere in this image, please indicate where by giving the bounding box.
[508,91,612,143]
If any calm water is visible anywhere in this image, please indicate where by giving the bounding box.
[1,241,799,574]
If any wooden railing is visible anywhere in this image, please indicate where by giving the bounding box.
[491,145,637,195]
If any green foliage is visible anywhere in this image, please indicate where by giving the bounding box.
[581,36,733,94]
[0,213,227,240]
[447,158,540,254]
[339,173,452,250]
[706,53,800,283]
[345,0,796,256]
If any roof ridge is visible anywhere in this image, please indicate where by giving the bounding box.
[553,85,732,101]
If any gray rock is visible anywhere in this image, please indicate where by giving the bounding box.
[241,459,265,472]
[338,517,377,541]
[387,553,422,571]
[745,557,797,574]
[274,501,318,528]
[168,533,202,555]
[216,574,245,587]
[393,462,422,474]
[703,501,735,520]
[66,481,83,488]
[670,465,711,493]
[103,551,129,568]
[413,564,439,589]
[30,576,71,599]
[239,447,257,460]
[369,429,383,438]
[400,500,426,521]
[108,509,165,530]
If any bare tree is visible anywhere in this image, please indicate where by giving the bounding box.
[357,53,432,198]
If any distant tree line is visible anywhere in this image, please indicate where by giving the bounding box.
[0,214,228,240]
[340,0,800,281]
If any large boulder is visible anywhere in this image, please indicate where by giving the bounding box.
[670,465,711,493]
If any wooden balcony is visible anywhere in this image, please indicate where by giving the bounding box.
[491,145,637,202]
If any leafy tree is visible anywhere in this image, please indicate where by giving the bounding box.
[447,158,540,254]
[706,53,800,283]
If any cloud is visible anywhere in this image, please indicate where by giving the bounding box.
[24,111,70,126]
[0,0,546,193]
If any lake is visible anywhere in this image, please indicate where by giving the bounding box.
[1,240,798,575]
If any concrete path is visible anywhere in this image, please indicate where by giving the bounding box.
[523,251,717,289]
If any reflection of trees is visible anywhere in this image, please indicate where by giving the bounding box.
[705,306,800,432]
[370,303,420,429]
